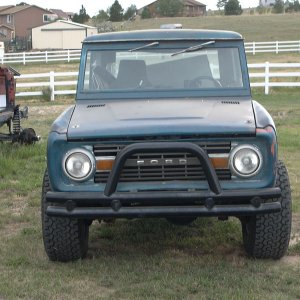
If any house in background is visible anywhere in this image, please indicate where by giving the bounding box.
[32,20,97,50]
[259,0,276,6]
[0,4,57,50]
[50,9,73,21]
[138,0,206,17]
[184,0,206,17]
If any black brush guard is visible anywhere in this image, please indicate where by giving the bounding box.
[46,142,282,219]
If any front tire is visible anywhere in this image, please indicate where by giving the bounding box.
[41,170,89,262]
[241,161,292,259]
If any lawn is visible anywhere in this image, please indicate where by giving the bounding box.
[0,89,299,299]
[117,13,300,42]
[1,14,300,296]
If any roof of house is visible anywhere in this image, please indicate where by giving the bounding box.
[32,19,96,30]
[0,5,14,12]
[50,9,70,20]
[184,0,206,7]
[138,0,206,10]
[0,24,14,30]
[58,20,96,29]
[0,4,52,15]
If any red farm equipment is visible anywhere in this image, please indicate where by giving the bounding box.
[0,66,38,144]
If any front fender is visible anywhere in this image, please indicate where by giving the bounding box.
[50,105,75,134]
[252,100,276,130]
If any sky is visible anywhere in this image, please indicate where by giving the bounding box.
[4,0,259,16]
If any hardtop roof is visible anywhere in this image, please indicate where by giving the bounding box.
[83,29,243,44]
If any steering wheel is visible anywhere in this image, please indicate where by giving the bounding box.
[190,76,222,88]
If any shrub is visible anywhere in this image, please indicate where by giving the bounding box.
[41,87,52,101]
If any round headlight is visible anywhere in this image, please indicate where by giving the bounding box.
[63,149,95,181]
[230,145,262,178]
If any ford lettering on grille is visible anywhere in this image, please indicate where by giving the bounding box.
[93,142,231,183]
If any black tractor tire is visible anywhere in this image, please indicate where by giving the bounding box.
[41,170,89,262]
[241,160,292,259]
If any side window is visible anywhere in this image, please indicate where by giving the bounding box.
[84,51,117,90]
[83,52,91,90]
[207,50,220,80]
[43,14,56,22]
[218,48,243,87]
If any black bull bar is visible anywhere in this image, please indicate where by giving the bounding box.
[46,142,282,218]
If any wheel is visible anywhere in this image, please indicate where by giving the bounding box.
[41,170,89,262]
[241,160,292,259]
[167,216,197,226]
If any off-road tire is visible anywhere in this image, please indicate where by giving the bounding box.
[41,170,89,262]
[241,160,292,259]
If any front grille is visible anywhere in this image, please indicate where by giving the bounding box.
[93,142,231,183]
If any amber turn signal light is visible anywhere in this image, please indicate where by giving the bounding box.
[96,157,115,171]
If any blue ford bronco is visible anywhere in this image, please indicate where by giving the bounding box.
[42,29,292,262]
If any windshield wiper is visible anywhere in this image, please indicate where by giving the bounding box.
[171,41,215,57]
[129,41,159,52]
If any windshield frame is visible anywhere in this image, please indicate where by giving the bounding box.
[76,40,251,100]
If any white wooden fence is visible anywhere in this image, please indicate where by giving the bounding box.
[249,62,300,94]
[15,62,300,100]
[245,40,300,55]
[16,71,78,101]
[0,49,81,65]
[0,40,300,65]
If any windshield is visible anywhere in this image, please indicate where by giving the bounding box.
[83,46,244,92]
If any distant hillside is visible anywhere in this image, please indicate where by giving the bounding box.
[111,13,300,42]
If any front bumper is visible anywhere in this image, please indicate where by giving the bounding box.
[46,188,281,218]
[45,142,281,219]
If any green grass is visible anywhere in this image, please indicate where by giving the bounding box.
[0,90,300,299]
[1,16,299,297]
[118,13,300,42]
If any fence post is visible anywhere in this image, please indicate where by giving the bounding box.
[265,61,270,95]
[45,51,48,63]
[50,71,55,101]
[253,42,255,55]
[68,50,70,63]
[276,41,279,54]
[23,52,26,65]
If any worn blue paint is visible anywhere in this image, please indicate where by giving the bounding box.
[83,29,243,44]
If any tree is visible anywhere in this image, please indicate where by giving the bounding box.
[273,0,284,13]
[217,0,227,9]
[224,0,243,15]
[124,4,137,20]
[72,5,90,24]
[156,0,183,17]
[141,7,152,19]
[94,9,109,23]
[295,0,300,11]
[109,0,124,22]
[286,0,300,12]
[256,4,267,14]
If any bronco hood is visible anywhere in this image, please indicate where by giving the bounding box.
[67,98,256,140]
